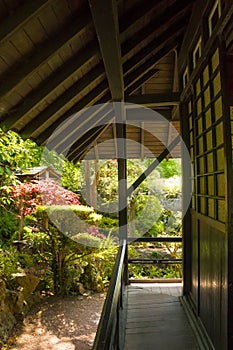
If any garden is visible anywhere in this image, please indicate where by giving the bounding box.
[0,128,182,346]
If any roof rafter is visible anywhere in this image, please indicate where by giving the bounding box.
[126,93,180,107]
[121,0,192,58]
[2,4,186,139]
[36,84,111,145]
[72,122,113,162]
[0,3,92,101]
[66,111,114,161]
[53,104,113,154]
[0,0,52,45]
[20,62,105,138]
[123,21,187,76]
[0,41,99,130]
[88,0,124,100]
[119,0,166,34]
[124,40,182,96]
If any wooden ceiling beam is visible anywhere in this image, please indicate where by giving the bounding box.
[126,109,172,121]
[20,62,105,138]
[126,93,180,107]
[53,104,113,154]
[36,84,111,145]
[125,69,158,96]
[0,0,52,44]
[123,23,186,76]
[0,41,98,130]
[125,64,159,91]
[119,0,165,34]
[71,122,113,162]
[124,42,179,96]
[66,113,113,161]
[121,0,192,58]
[0,3,92,101]
[88,0,124,100]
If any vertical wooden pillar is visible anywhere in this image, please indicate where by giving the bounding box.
[115,102,128,284]
[180,101,192,296]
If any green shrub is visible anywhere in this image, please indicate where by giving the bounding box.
[0,249,19,281]
[24,206,118,295]
[80,245,117,291]
[134,195,162,235]
[0,208,18,245]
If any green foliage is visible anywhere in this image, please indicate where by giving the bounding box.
[156,158,182,178]
[0,129,44,186]
[98,216,119,236]
[61,160,81,193]
[0,249,20,281]
[134,195,162,235]
[24,225,117,295]
[23,205,118,295]
[35,205,104,241]
[0,208,18,244]
[0,128,183,294]
[0,248,34,283]
[80,245,117,292]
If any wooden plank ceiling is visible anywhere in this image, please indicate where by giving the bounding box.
[0,0,195,160]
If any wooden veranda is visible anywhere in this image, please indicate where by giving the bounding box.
[1,0,233,349]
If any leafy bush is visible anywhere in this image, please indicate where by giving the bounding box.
[134,195,162,235]
[80,244,118,292]
[0,208,18,244]
[0,249,19,281]
[23,205,118,295]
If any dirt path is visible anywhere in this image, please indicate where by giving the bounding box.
[2,293,105,350]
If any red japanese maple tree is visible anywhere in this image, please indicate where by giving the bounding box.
[10,179,80,240]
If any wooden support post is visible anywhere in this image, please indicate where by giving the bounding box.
[115,102,128,285]
[180,101,192,296]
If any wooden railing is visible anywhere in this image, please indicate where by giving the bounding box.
[93,236,182,349]
[127,237,182,266]
[93,239,127,350]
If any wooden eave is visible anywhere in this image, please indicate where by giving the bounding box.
[0,0,196,161]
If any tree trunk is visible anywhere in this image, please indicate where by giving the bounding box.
[18,213,24,241]
[85,160,91,206]
[90,160,99,209]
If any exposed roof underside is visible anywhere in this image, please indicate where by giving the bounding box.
[0,0,195,161]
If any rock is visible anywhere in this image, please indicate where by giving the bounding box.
[0,280,16,345]
[11,273,40,297]
[78,283,85,295]
[6,289,25,314]
[0,275,41,345]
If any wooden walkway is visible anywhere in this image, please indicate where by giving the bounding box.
[124,283,200,350]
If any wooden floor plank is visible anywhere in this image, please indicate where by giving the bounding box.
[124,284,199,350]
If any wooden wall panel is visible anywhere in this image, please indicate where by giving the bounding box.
[182,39,229,349]
[199,218,227,349]
[190,213,199,309]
